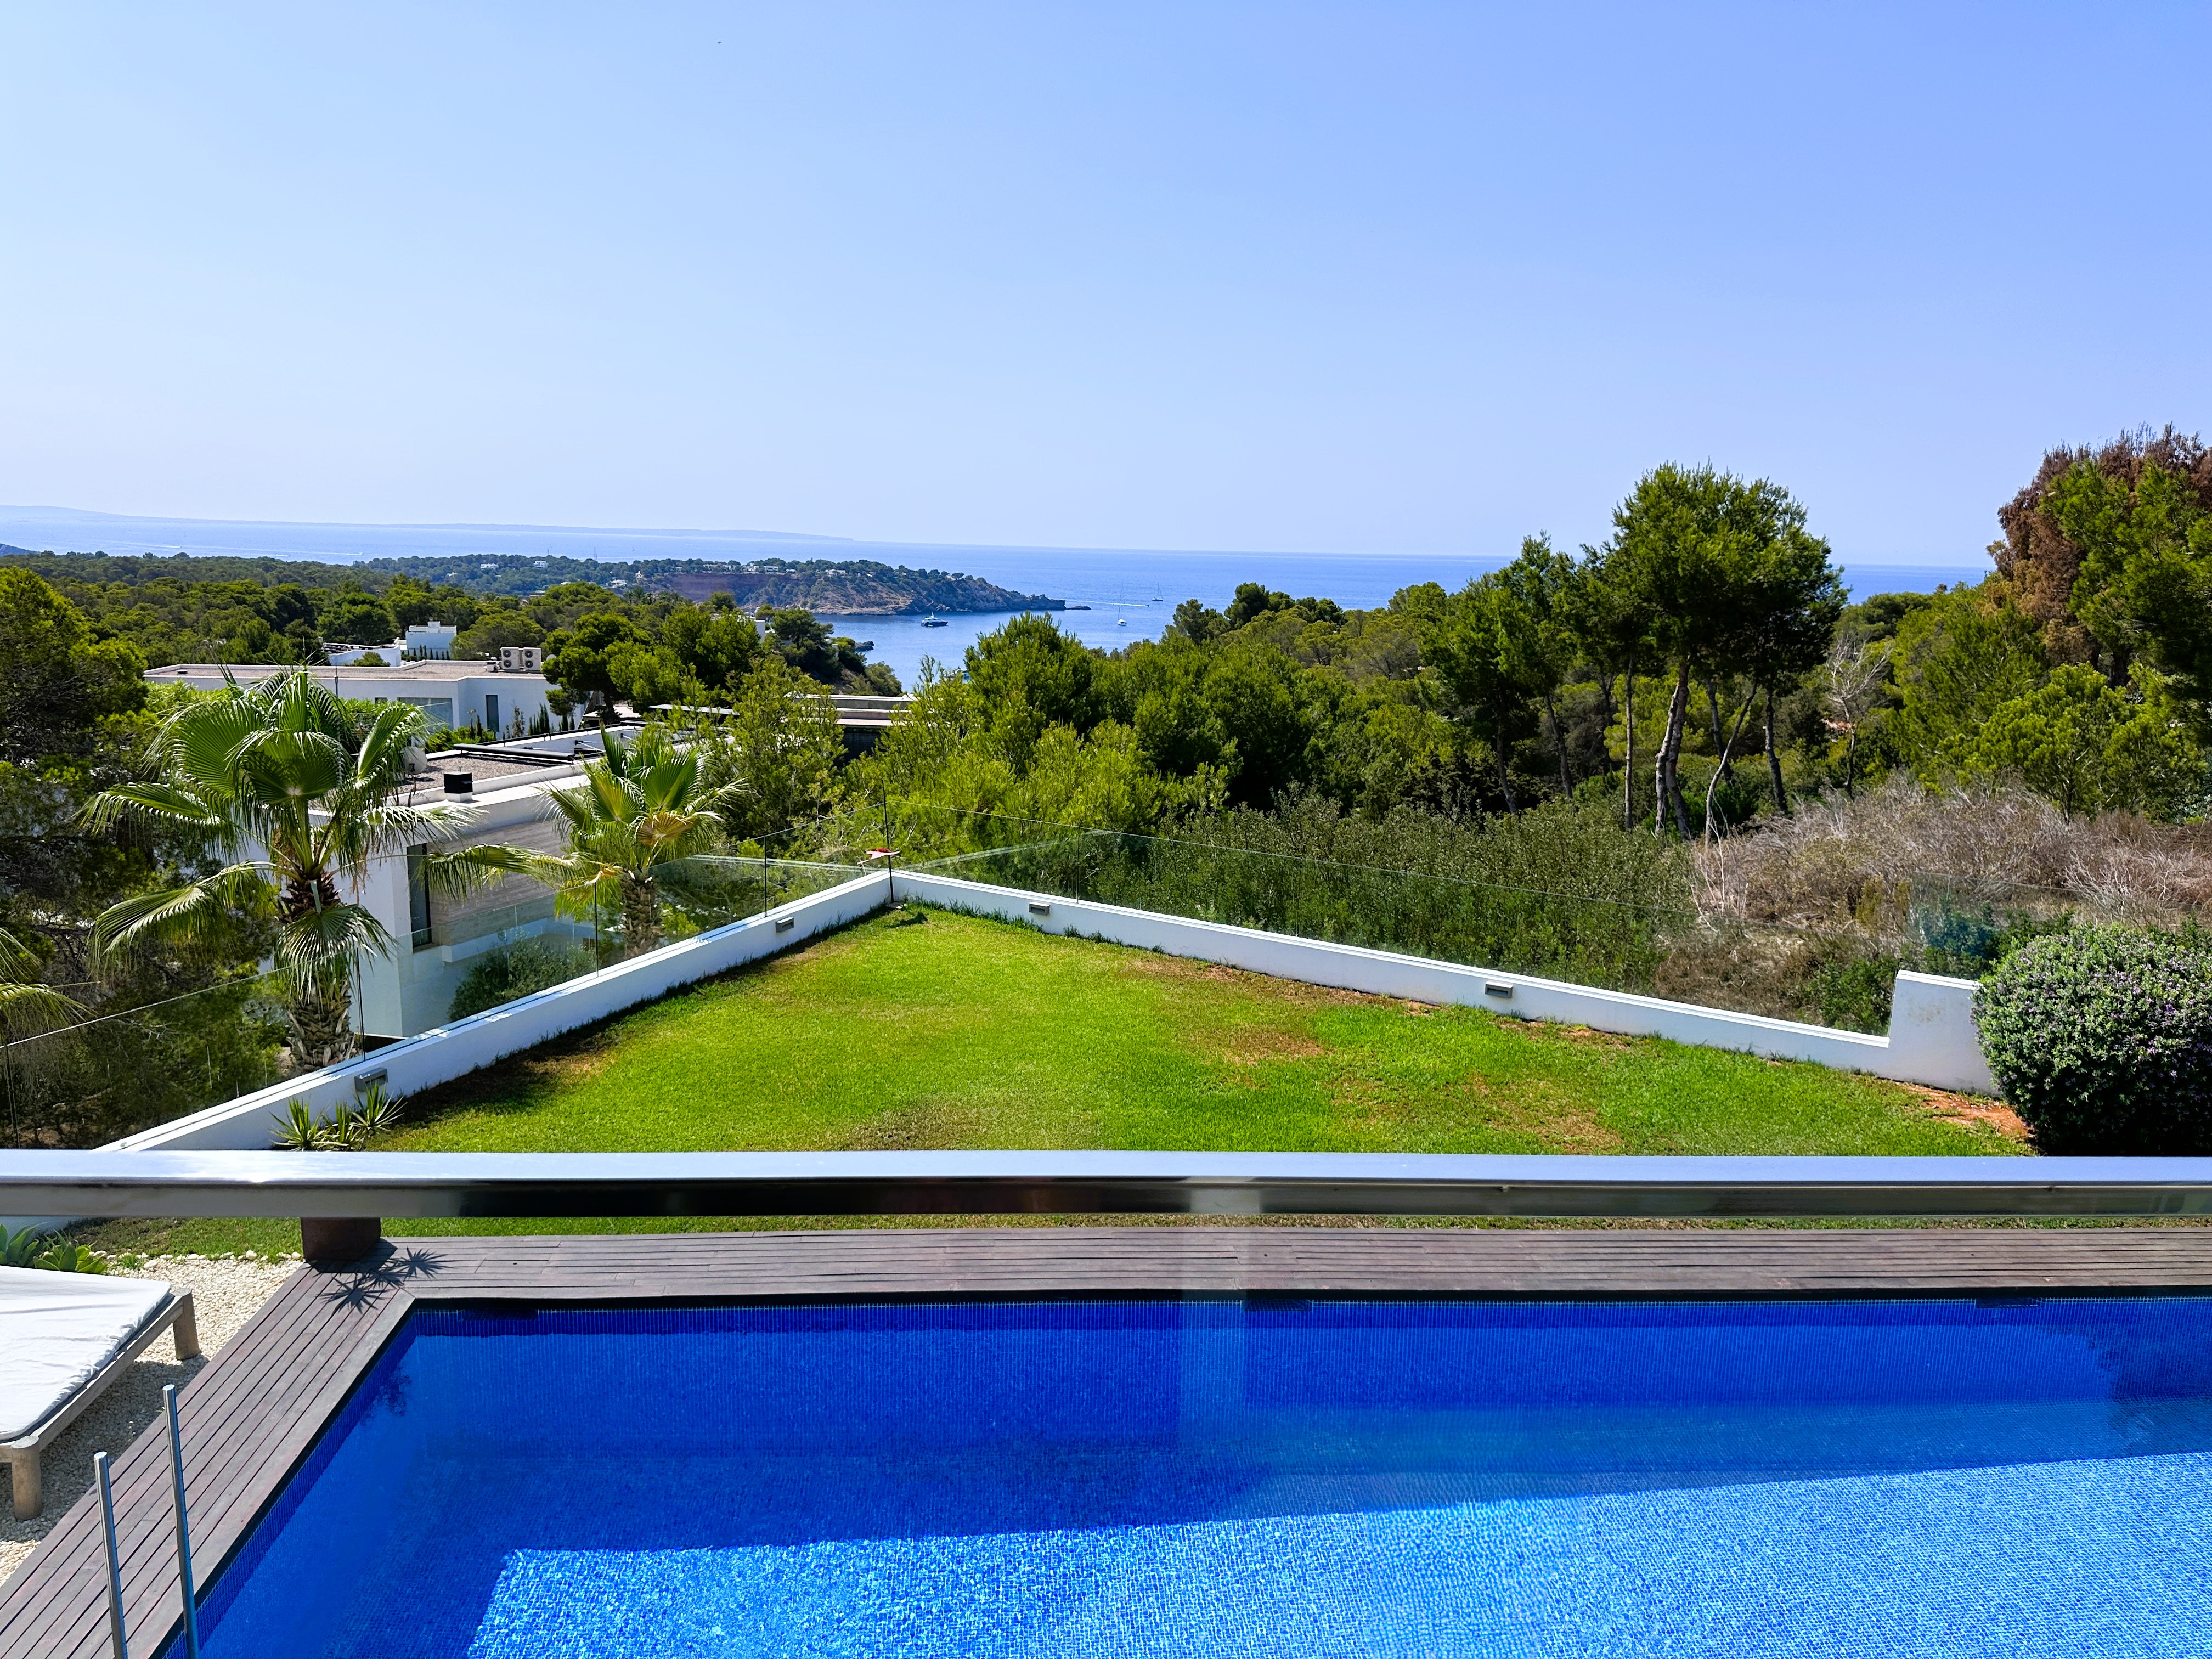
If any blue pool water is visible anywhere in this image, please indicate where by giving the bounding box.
[179,1296,2212,1657]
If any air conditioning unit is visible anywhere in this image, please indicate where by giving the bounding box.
[499,646,544,673]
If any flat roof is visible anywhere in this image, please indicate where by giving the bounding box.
[144,662,538,682]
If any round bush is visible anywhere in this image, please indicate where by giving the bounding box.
[1976,926,2212,1154]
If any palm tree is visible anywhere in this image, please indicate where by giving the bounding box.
[521,725,742,958]
[0,927,78,1038]
[84,671,525,1070]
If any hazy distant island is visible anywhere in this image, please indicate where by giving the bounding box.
[618,557,1062,615]
[0,548,1058,615]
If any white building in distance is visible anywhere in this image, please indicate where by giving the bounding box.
[143,660,555,739]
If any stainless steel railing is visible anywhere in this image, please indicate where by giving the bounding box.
[6,1150,2212,1221]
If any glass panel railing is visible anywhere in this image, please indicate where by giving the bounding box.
[654,855,867,934]
[427,891,562,950]
[0,859,865,1147]
[876,803,2120,1036]
[431,857,866,1027]
[905,819,1688,1002]
[1,976,286,1149]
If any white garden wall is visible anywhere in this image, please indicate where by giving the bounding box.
[4,862,2003,1239]
[108,868,891,1155]
[893,870,1999,1094]
[111,865,2000,1153]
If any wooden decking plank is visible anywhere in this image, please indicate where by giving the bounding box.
[0,1267,408,1659]
[81,1277,391,1659]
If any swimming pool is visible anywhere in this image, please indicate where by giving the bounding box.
[176,1295,2212,1657]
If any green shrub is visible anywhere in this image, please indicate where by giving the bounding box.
[1976,926,2212,1154]
[449,938,595,1022]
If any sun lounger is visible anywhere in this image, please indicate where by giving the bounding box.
[1,1266,200,1519]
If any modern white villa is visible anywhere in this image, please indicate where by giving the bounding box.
[347,738,605,1039]
[143,659,554,739]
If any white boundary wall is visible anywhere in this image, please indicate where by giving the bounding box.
[893,871,1999,1094]
[105,870,891,1155]
[3,863,1999,1235]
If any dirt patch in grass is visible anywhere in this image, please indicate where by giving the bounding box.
[1519,1021,1636,1052]
[1470,1075,1625,1152]
[1907,1086,2033,1143]
[1336,1070,1626,1153]
[836,1102,986,1150]
[1221,1032,1328,1067]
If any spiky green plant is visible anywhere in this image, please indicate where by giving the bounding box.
[272,1097,327,1150]
[84,671,529,1070]
[270,1081,407,1150]
[519,725,744,957]
[347,1079,405,1141]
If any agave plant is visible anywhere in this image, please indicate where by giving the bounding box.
[84,672,529,1070]
[271,1081,407,1150]
[273,1097,329,1150]
[347,1079,406,1141]
[519,725,745,957]
[0,1224,102,1272]
[0,1223,49,1268]
[31,1239,106,1274]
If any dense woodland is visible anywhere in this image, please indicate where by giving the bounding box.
[855,435,2212,838]
[4,430,2210,1144]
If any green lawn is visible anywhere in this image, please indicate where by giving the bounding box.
[84,905,2021,1257]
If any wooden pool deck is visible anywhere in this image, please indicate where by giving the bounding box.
[11,1224,2212,1658]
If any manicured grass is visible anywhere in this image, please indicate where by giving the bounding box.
[83,905,2022,1258]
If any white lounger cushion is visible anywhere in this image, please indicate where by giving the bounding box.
[0,1266,174,1442]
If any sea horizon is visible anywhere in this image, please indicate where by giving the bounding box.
[0,504,1991,690]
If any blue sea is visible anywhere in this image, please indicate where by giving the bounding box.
[177,1295,2212,1658]
[0,506,1988,691]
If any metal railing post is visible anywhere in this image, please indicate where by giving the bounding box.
[95,1451,128,1659]
[165,1385,201,1657]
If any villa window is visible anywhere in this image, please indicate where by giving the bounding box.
[407,844,433,949]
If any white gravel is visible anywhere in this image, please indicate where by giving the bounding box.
[1,1252,299,1585]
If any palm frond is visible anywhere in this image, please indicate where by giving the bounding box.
[0,927,81,1038]
[354,701,429,786]
[416,842,536,901]
[273,901,394,983]
[90,872,272,972]
[259,668,353,741]
[349,799,483,846]
[233,726,349,801]
[639,753,700,814]
[587,768,638,823]
[78,780,230,837]
[0,928,41,984]
[542,783,602,835]
[0,979,83,1037]
[159,689,263,793]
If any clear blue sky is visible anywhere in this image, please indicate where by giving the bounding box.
[4,3,2204,566]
